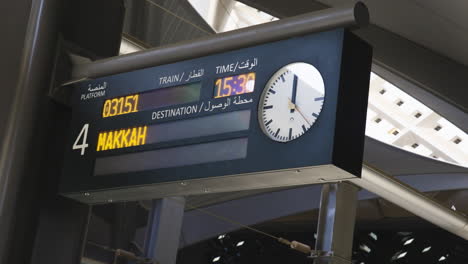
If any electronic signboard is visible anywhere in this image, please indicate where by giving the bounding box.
[61,29,372,204]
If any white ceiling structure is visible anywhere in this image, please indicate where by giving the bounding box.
[321,0,468,67]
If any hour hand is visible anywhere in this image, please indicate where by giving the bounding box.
[290,74,298,113]
[288,99,296,110]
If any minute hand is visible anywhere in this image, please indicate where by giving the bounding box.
[291,74,298,113]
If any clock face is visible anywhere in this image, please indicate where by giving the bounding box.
[258,62,325,142]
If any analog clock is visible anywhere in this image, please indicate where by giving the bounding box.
[258,62,325,142]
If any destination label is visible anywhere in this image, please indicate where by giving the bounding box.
[151,95,254,121]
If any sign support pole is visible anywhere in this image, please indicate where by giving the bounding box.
[313,183,358,264]
[144,197,186,264]
[0,0,65,262]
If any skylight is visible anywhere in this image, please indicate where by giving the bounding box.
[188,0,277,33]
[368,73,467,166]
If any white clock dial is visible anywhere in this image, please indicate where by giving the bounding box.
[258,62,325,142]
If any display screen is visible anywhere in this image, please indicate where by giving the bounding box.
[214,72,255,98]
[97,125,148,151]
[96,110,251,152]
[94,138,248,176]
[102,82,201,118]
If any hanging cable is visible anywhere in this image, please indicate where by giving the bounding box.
[87,241,157,264]
[184,202,279,240]
[170,198,313,255]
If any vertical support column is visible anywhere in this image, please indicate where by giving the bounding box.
[112,202,138,264]
[314,183,358,264]
[144,197,185,264]
[0,0,61,263]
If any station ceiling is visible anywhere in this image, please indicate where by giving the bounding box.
[241,0,468,67]
[324,0,468,67]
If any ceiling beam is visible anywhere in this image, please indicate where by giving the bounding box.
[180,171,468,248]
[179,136,468,247]
[357,25,468,131]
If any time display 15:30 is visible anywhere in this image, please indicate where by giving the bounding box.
[214,72,256,98]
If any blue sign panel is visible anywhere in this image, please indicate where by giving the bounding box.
[61,29,372,203]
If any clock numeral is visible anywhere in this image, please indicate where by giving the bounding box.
[263,105,273,110]
[314,97,324,101]
[289,128,292,140]
[302,125,307,133]
[268,89,276,94]
[265,119,273,127]
[312,113,319,118]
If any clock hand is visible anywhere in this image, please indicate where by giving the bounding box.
[290,74,298,113]
[288,98,311,126]
[288,100,296,110]
[296,106,312,126]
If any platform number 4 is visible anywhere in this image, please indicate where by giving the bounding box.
[73,123,89,156]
